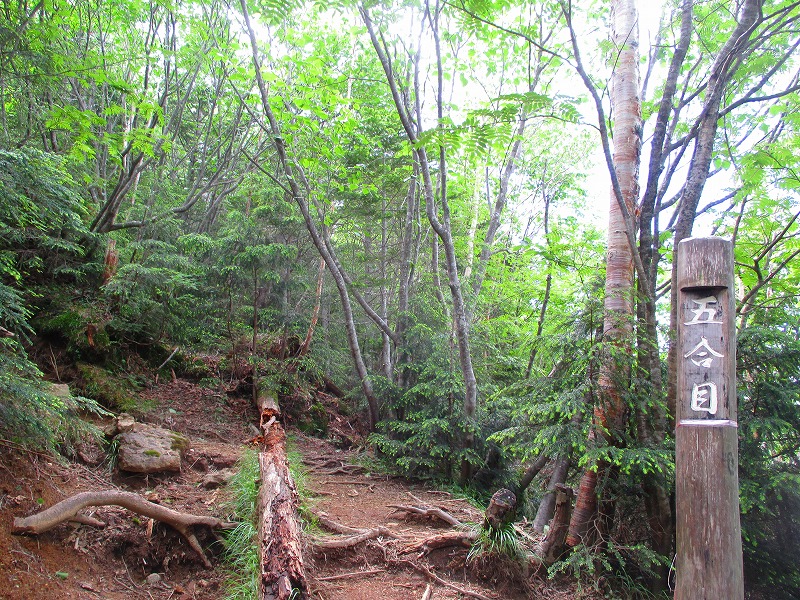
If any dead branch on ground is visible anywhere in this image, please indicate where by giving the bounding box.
[394,558,497,600]
[388,504,462,527]
[12,490,236,568]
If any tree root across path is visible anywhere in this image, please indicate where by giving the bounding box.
[309,509,497,600]
[12,490,237,568]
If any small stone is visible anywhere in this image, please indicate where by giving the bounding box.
[145,573,161,585]
[201,468,235,489]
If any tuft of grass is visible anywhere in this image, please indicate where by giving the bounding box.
[286,437,321,535]
[221,448,260,600]
[467,520,522,563]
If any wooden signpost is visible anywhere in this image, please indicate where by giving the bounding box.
[675,237,743,599]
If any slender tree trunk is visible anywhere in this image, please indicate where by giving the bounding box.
[361,5,478,482]
[297,257,325,359]
[240,0,379,429]
[534,456,570,533]
[526,192,553,379]
[518,453,550,496]
[666,0,763,420]
[568,0,640,547]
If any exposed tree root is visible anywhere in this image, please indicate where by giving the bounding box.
[12,490,236,568]
[403,530,478,554]
[393,558,497,600]
[315,568,385,581]
[388,503,462,527]
[314,526,398,549]
[309,509,365,535]
[308,509,401,549]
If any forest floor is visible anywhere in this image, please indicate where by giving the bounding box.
[0,377,595,600]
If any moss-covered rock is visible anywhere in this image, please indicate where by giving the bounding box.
[76,363,147,413]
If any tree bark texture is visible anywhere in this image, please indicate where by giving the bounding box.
[540,484,574,566]
[568,0,640,547]
[533,455,570,533]
[484,488,516,530]
[256,392,306,600]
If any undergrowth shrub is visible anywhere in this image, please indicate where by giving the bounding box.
[0,340,108,453]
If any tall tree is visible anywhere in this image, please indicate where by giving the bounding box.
[566,0,641,547]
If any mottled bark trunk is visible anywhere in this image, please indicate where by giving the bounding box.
[568,0,640,547]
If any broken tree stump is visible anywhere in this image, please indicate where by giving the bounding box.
[256,390,306,600]
[540,484,574,566]
[484,488,516,530]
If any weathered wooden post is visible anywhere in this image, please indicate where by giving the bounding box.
[675,237,743,599]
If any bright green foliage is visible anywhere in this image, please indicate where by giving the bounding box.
[0,149,93,331]
[737,327,800,598]
[548,540,669,600]
[0,1,799,596]
[0,340,109,452]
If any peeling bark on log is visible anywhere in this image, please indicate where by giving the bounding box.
[12,490,235,568]
[256,391,306,600]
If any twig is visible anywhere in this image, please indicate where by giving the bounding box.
[48,345,60,382]
[156,346,180,371]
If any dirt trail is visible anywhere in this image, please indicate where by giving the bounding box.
[0,379,253,600]
[0,378,582,600]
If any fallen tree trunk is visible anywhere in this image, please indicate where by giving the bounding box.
[12,490,235,568]
[256,391,306,600]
